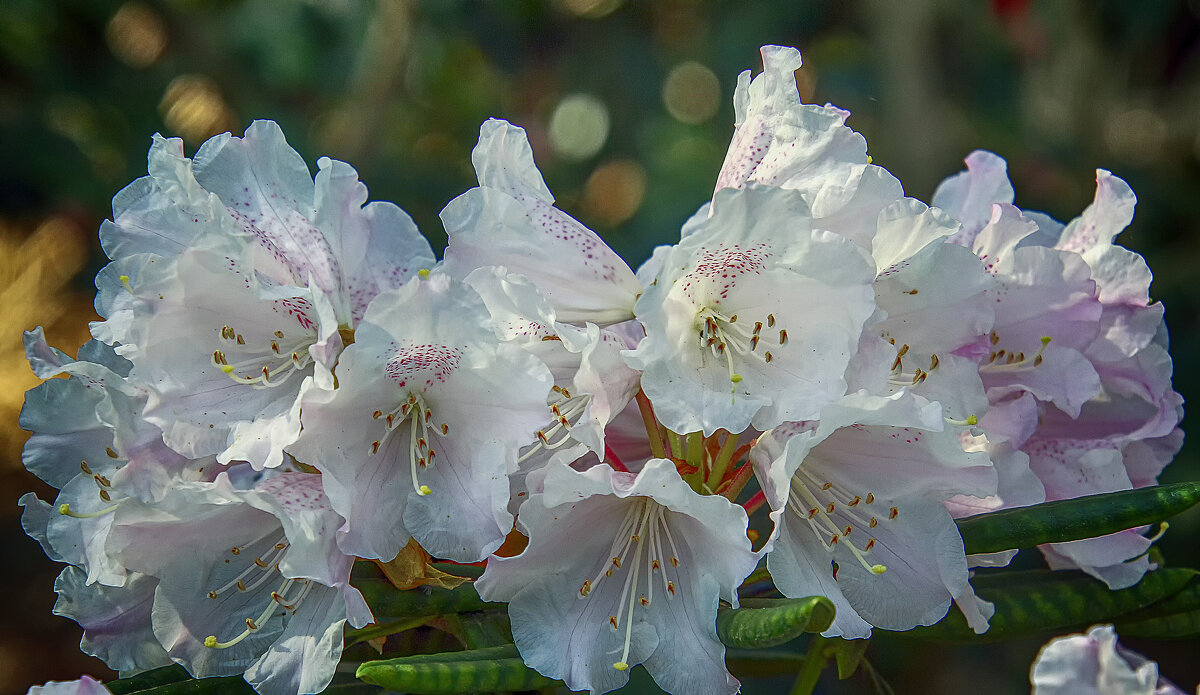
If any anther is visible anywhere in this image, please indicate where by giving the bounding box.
[889,507,899,519]
[779,329,788,345]
[105,447,119,459]
[767,314,776,327]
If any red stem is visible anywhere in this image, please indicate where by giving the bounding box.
[741,489,766,515]
[604,444,630,472]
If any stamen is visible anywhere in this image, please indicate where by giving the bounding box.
[58,502,119,519]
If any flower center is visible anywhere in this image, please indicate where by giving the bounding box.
[576,498,681,672]
[370,392,450,497]
[202,534,315,650]
[696,308,789,392]
[980,331,1052,373]
[786,468,890,577]
[518,385,591,463]
[57,451,125,518]
[211,324,315,388]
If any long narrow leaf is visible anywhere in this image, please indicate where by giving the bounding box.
[106,665,189,694]
[1117,575,1200,638]
[956,481,1200,554]
[355,648,561,693]
[717,596,836,649]
[108,675,256,694]
[901,568,1196,641]
[354,578,489,617]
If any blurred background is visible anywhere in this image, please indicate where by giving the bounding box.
[2,0,1200,693]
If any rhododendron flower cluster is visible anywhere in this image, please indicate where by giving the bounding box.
[21,45,1181,695]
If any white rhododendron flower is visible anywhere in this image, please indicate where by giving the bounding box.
[628,184,876,435]
[477,459,757,695]
[17,40,1186,695]
[93,120,434,469]
[752,391,996,638]
[291,270,553,562]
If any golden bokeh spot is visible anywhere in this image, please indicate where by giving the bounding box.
[583,159,646,226]
[662,61,720,125]
[555,0,623,19]
[160,75,236,144]
[0,216,96,466]
[106,2,167,69]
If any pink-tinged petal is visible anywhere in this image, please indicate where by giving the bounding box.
[1042,532,1153,590]
[310,156,435,323]
[442,119,640,326]
[191,120,341,294]
[932,151,1015,247]
[1056,170,1136,256]
[27,676,112,695]
[52,567,171,673]
[1031,625,1183,695]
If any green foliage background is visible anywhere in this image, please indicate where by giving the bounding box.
[2,1,1199,693]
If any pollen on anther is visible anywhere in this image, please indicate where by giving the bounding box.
[669,556,678,568]
[245,618,259,630]
[829,534,840,545]
[371,441,381,454]
[889,507,899,519]
[767,313,776,327]
[764,351,773,363]
[865,539,876,551]
[667,581,676,595]
[230,547,241,555]
[274,330,285,339]
[844,525,853,535]
[869,517,878,528]
[236,579,247,591]
[639,597,649,607]
[779,329,788,345]
[208,590,217,599]
[849,496,861,506]
[826,502,836,513]
[105,447,119,459]
[579,580,592,597]
[611,557,622,569]
[609,616,618,629]
[865,493,875,504]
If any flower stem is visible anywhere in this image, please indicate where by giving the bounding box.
[635,389,667,460]
[708,431,741,486]
[790,635,832,695]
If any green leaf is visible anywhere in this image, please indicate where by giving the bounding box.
[354,577,489,618]
[107,675,256,694]
[717,596,836,649]
[833,638,870,680]
[902,568,1197,642]
[1117,574,1200,638]
[956,481,1200,554]
[106,665,189,694]
[355,646,562,693]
